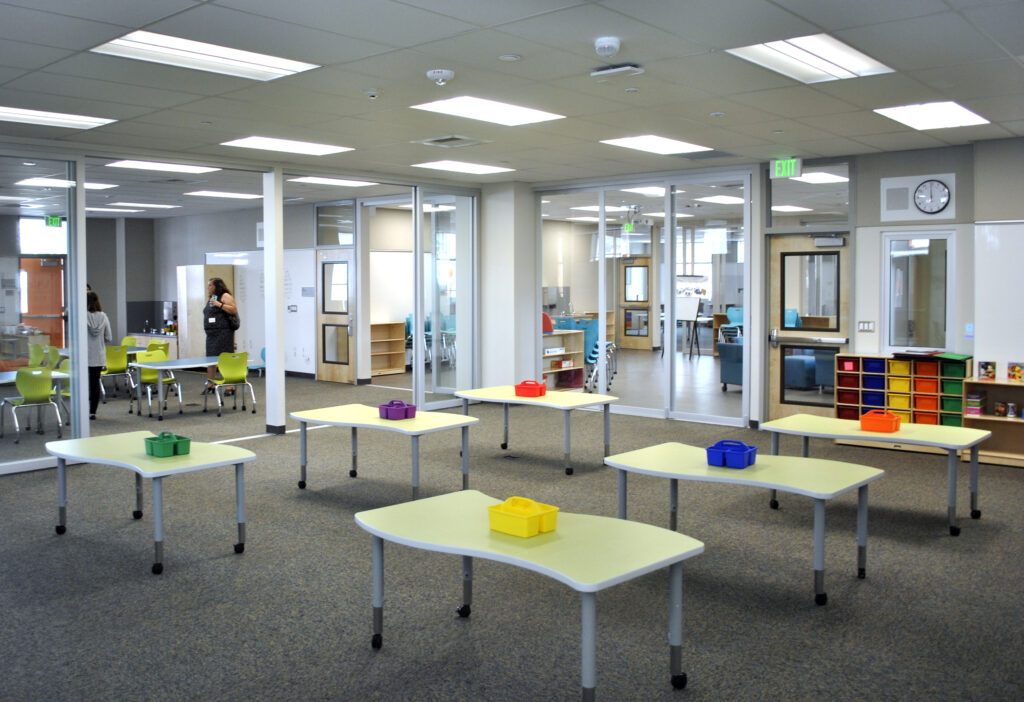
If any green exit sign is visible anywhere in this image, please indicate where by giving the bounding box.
[45,215,63,227]
[770,158,803,179]
[623,221,634,233]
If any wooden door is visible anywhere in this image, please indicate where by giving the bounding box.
[21,256,65,347]
[316,249,355,383]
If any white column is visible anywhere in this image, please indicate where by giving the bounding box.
[71,157,88,436]
[263,168,286,433]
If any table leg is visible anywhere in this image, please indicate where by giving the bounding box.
[371,536,384,649]
[563,410,573,475]
[135,369,143,418]
[55,457,67,534]
[462,398,469,415]
[801,436,810,457]
[234,463,246,554]
[969,446,981,519]
[947,449,960,536]
[603,404,611,458]
[411,435,420,500]
[456,556,472,618]
[617,469,627,519]
[298,421,308,489]
[769,433,780,510]
[669,479,679,532]
[581,592,596,701]
[857,485,868,579]
[501,403,509,450]
[350,427,358,478]
[156,370,165,421]
[133,473,143,519]
[669,562,687,690]
[152,477,164,574]
[813,498,826,605]
[461,426,469,490]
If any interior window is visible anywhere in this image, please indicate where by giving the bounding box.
[884,233,951,350]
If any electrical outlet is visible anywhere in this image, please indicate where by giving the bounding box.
[857,321,875,332]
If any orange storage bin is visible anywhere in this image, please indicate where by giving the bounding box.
[860,409,901,432]
[913,378,938,394]
[913,395,938,411]
[914,360,939,376]
[514,380,547,397]
[914,411,938,425]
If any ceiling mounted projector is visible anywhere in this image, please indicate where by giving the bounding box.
[590,63,644,79]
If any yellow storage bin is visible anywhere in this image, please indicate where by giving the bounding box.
[891,410,912,424]
[488,497,559,538]
[888,377,911,392]
[888,360,911,376]
[887,393,911,409]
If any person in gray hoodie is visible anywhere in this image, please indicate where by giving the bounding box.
[87,291,112,420]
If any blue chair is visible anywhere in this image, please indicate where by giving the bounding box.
[814,349,836,392]
[719,338,743,391]
[784,308,802,328]
[719,307,743,340]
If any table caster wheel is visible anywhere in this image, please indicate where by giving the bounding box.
[456,604,471,618]
[371,634,382,650]
[949,525,961,536]
[857,568,866,579]
[152,563,163,575]
[671,673,687,690]
[815,593,827,606]
[349,469,358,478]
[971,509,981,519]
[500,442,508,450]
[132,510,143,520]
[298,480,306,489]
[234,543,244,554]
[55,525,66,535]
[565,467,574,476]
[770,499,779,510]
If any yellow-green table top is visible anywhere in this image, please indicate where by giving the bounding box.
[355,490,703,592]
[605,442,883,499]
[291,403,477,434]
[455,385,617,409]
[46,430,255,478]
[761,413,990,450]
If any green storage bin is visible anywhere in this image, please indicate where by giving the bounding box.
[144,431,190,457]
[941,361,967,378]
[941,396,963,413]
[942,379,963,394]
[940,413,962,427]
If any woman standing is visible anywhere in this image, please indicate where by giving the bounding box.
[203,277,238,392]
[86,291,112,420]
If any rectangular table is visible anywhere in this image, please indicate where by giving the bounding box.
[45,430,255,574]
[606,442,883,605]
[130,355,259,420]
[760,414,991,536]
[355,490,704,700]
[290,404,478,500]
[454,385,617,475]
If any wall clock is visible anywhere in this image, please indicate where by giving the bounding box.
[913,179,950,214]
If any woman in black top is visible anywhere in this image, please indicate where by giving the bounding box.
[203,277,238,392]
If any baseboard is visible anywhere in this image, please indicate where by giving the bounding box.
[265,424,286,434]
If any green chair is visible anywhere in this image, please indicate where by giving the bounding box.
[121,335,137,348]
[28,343,46,367]
[46,345,62,369]
[146,340,170,356]
[0,367,62,443]
[100,345,133,401]
[204,352,256,417]
[55,358,72,425]
[132,350,182,418]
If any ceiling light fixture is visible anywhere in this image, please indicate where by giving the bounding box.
[222,136,352,155]
[696,195,744,205]
[288,177,378,187]
[601,135,712,155]
[772,205,813,212]
[16,178,117,190]
[726,33,892,84]
[185,191,261,199]
[498,54,521,62]
[0,196,32,202]
[90,30,319,81]
[106,159,220,174]
[411,160,514,175]
[86,207,144,213]
[647,212,694,219]
[790,172,849,184]
[873,101,989,130]
[622,187,667,197]
[110,202,181,209]
[0,105,115,129]
[571,205,630,212]
[411,96,564,126]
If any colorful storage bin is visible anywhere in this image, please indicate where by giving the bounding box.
[862,391,885,407]
[860,410,901,432]
[863,358,886,374]
[888,377,911,392]
[891,410,912,424]
[837,406,860,420]
[942,379,963,394]
[706,440,758,468]
[888,360,911,376]
[914,360,940,376]
[514,380,547,397]
[887,393,911,409]
[941,361,967,378]
[941,396,963,413]
[913,395,938,411]
[838,374,859,388]
[838,357,859,372]
[488,497,559,538]
[144,431,190,457]
[862,375,885,390]
[379,400,416,419]
[914,378,938,394]
[837,389,859,405]
[914,411,938,425]
[940,413,963,427]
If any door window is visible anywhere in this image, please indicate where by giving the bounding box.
[322,262,348,314]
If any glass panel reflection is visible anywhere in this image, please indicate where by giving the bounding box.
[322,262,348,314]
[780,345,836,407]
[888,238,947,348]
[322,324,349,364]
[781,252,838,331]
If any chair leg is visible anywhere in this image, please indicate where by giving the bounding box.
[215,386,223,417]
[100,377,108,403]
[11,406,21,443]
[248,383,256,414]
[175,383,183,414]
[52,402,61,438]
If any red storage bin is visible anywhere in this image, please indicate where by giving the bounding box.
[515,380,547,397]
[837,406,860,420]
[837,389,859,405]
[838,357,859,372]
[838,374,859,388]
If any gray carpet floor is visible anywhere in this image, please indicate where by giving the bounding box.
[1,375,1022,701]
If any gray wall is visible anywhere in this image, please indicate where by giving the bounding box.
[85,218,118,334]
[974,138,1024,222]
[0,215,19,327]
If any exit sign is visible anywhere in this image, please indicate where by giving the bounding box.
[45,215,63,227]
[623,221,634,233]
[770,158,803,179]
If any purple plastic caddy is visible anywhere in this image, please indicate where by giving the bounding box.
[379,400,417,420]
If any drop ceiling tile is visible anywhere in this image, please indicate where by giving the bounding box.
[1001,119,1024,136]
[963,3,1024,54]
[661,52,796,97]
[797,136,889,157]
[543,72,704,110]
[654,98,781,128]
[0,6,128,51]
[213,0,475,46]
[0,39,74,71]
[728,118,837,142]
[853,131,951,151]
[771,0,948,30]
[730,86,859,118]
[1,0,201,26]
[394,0,582,26]
[0,87,152,120]
[41,53,253,96]
[415,29,595,81]
[813,73,941,110]
[5,71,204,109]
[796,111,908,137]
[171,97,340,128]
[0,66,27,84]
[967,94,1024,122]
[910,59,1024,100]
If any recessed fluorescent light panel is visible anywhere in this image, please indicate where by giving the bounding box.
[106,160,220,174]
[410,96,564,126]
[622,187,666,197]
[601,135,712,155]
[571,205,630,213]
[727,33,892,84]
[648,212,694,219]
[873,101,989,130]
[696,195,744,205]
[0,106,115,129]
[397,203,456,212]
[222,136,352,155]
[566,216,618,222]
[110,202,181,209]
[790,172,848,184]
[90,30,319,81]
[412,160,514,175]
[16,178,117,190]
[772,205,813,212]
[185,191,261,200]
[87,207,143,213]
[288,177,378,187]
[0,196,32,202]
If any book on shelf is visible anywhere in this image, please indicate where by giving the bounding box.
[1008,362,1023,382]
[978,361,996,380]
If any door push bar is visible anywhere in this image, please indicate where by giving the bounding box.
[769,328,849,348]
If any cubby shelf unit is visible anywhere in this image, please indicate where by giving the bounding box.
[962,378,1024,467]
[541,329,584,392]
[370,322,407,376]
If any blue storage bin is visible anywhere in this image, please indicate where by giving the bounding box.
[862,391,885,406]
[862,375,885,390]
[863,358,886,374]
[706,440,757,469]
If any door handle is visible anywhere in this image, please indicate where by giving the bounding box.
[769,328,848,348]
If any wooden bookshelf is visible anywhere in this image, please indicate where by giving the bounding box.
[963,377,1024,466]
[370,322,406,376]
[541,329,584,392]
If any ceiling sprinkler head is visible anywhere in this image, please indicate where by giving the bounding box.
[427,68,455,86]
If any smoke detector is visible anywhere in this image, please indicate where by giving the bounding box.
[426,68,454,86]
[595,36,621,58]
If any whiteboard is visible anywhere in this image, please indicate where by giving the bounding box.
[677,296,700,322]
[974,223,1024,373]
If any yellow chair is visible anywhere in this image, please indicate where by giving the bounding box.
[28,343,45,367]
[100,345,134,401]
[0,367,62,442]
[46,345,62,369]
[146,340,170,356]
[55,358,72,425]
[121,336,137,347]
[132,350,182,417]
[203,352,256,417]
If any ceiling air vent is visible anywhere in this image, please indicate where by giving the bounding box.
[413,135,489,149]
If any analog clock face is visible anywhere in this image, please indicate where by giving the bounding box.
[913,179,950,214]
